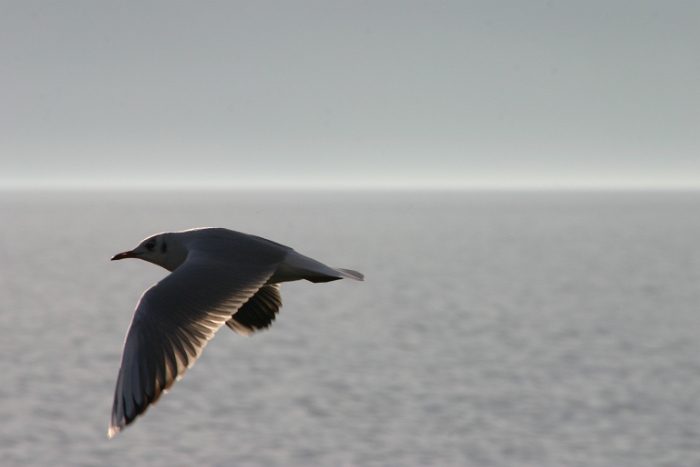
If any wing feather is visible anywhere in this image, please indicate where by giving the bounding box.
[225,284,283,336]
[109,248,285,437]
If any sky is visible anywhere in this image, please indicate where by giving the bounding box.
[1,1,698,189]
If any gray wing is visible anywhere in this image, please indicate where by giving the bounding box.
[226,284,283,336]
[109,249,283,437]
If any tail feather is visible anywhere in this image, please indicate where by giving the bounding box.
[280,250,364,283]
[334,268,364,281]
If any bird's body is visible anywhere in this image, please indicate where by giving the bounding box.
[108,227,362,437]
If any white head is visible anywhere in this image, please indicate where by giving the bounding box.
[111,232,188,272]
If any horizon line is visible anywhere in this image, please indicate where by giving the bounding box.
[1,179,700,192]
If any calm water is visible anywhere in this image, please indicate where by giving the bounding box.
[0,191,699,466]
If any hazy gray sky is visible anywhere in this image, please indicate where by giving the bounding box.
[1,1,698,189]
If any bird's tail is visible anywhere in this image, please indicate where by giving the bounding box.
[280,250,364,283]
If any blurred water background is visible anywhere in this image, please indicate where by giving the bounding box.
[0,190,699,466]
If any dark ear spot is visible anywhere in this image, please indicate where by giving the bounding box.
[161,242,167,253]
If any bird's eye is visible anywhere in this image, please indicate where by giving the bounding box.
[145,240,156,251]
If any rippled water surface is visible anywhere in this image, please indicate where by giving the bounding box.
[1,191,699,466]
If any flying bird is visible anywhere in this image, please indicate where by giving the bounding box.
[108,227,363,438]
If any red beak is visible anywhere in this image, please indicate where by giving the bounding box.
[111,251,138,261]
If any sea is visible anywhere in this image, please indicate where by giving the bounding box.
[0,190,699,467]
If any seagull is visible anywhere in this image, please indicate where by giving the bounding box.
[107,227,363,438]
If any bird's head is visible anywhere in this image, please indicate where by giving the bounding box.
[111,233,187,271]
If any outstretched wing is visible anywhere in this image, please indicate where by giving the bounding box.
[109,248,283,437]
[226,284,283,336]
